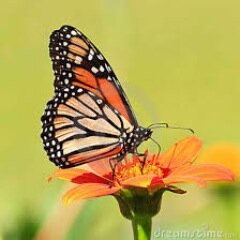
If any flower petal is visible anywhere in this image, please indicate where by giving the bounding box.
[163,163,234,187]
[49,169,87,182]
[63,183,120,205]
[122,174,156,188]
[163,175,207,187]
[50,168,111,185]
[166,185,187,194]
[199,143,240,177]
[159,136,202,168]
[87,158,112,176]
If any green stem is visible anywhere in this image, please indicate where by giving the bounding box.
[132,215,152,240]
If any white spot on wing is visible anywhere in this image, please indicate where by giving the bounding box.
[97,54,104,60]
[91,66,98,73]
[99,65,105,72]
[75,56,83,64]
[88,54,93,60]
[71,30,77,36]
[97,99,103,104]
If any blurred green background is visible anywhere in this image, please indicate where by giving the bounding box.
[1,0,240,239]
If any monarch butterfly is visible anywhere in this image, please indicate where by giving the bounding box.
[41,25,154,169]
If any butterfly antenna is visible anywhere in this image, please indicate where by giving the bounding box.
[148,122,194,134]
[148,122,169,128]
[150,137,161,155]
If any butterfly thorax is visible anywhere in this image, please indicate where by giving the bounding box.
[120,127,152,154]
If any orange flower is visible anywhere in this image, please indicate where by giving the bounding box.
[199,142,240,177]
[50,136,234,205]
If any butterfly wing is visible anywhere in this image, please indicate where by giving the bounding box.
[49,25,137,126]
[41,25,141,168]
[41,86,134,168]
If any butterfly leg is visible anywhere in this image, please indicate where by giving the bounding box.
[108,156,124,188]
[134,151,148,173]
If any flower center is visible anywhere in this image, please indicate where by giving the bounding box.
[115,157,164,183]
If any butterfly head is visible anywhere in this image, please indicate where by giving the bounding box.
[142,128,152,141]
[134,127,152,144]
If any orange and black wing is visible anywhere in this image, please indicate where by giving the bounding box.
[49,25,137,126]
[41,25,138,168]
[41,86,134,168]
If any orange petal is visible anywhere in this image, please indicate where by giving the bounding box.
[160,136,202,168]
[163,175,207,187]
[171,163,234,179]
[50,168,111,184]
[63,183,120,205]
[150,176,165,186]
[88,158,112,176]
[122,174,157,188]
[49,169,88,182]
[163,163,234,187]
[199,143,240,177]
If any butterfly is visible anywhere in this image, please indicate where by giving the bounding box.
[41,25,153,169]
